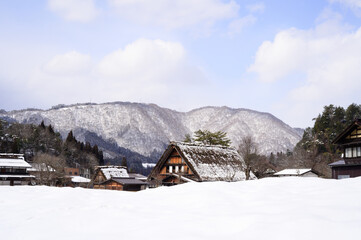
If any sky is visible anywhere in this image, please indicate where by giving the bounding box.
[0,0,361,128]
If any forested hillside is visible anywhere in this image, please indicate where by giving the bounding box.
[269,103,361,177]
[0,120,103,173]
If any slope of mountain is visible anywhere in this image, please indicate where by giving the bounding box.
[0,102,302,160]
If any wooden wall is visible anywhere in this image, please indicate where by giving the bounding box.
[93,180,123,190]
[332,165,361,179]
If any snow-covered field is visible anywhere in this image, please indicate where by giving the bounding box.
[1,177,361,240]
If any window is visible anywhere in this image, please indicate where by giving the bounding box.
[181,166,185,173]
[175,166,179,173]
[345,148,352,158]
[338,175,350,179]
[169,166,173,173]
[345,147,361,158]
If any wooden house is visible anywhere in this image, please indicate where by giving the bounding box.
[329,119,361,179]
[273,169,319,177]
[92,166,147,191]
[148,141,252,187]
[64,167,80,176]
[0,153,34,186]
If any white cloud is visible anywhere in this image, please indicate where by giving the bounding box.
[249,19,361,127]
[43,51,92,75]
[330,0,361,16]
[108,0,239,29]
[24,39,206,109]
[95,39,205,99]
[228,15,257,36]
[48,0,99,22]
[330,0,361,9]
[246,3,265,13]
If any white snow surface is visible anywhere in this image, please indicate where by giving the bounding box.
[1,177,360,240]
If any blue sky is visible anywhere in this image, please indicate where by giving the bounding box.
[1,0,361,128]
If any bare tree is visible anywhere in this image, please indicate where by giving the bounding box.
[238,136,258,180]
[32,153,66,186]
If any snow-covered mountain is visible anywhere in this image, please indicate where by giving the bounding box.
[0,102,302,158]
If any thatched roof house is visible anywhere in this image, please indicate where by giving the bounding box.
[148,141,252,186]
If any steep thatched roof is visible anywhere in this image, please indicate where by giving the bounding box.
[151,141,250,181]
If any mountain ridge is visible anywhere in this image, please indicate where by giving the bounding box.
[0,101,303,160]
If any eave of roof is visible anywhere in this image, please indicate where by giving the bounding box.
[332,119,361,144]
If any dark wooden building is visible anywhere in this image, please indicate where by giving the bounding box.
[329,119,361,179]
[92,166,147,191]
[148,141,252,187]
[0,153,34,186]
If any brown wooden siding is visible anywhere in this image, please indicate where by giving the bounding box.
[94,181,123,190]
[332,165,361,179]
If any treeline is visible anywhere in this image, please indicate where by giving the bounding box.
[270,103,361,177]
[0,120,103,170]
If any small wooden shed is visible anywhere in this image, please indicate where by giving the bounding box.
[92,166,147,191]
[273,169,319,177]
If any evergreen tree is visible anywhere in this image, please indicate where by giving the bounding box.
[84,142,92,152]
[345,103,361,124]
[98,150,104,165]
[40,120,46,129]
[47,124,55,134]
[66,131,75,143]
[193,129,231,147]
[92,145,99,155]
[183,134,193,143]
[121,157,128,168]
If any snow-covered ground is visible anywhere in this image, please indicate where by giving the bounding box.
[1,177,360,240]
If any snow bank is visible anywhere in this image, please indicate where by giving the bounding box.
[1,177,361,240]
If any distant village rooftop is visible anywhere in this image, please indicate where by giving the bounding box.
[98,165,129,179]
[0,153,34,186]
[274,169,319,177]
[0,153,32,168]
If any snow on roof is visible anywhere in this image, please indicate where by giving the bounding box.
[0,154,31,168]
[142,163,156,168]
[71,176,91,183]
[0,174,35,178]
[128,173,147,180]
[27,163,56,172]
[274,169,312,176]
[329,160,346,167]
[172,142,249,181]
[98,166,129,180]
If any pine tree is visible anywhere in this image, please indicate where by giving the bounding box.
[193,129,231,147]
[183,134,193,143]
[40,120,46,129]
[47,124,54,134]
[66,131,75,143]
[121,157,128,168]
